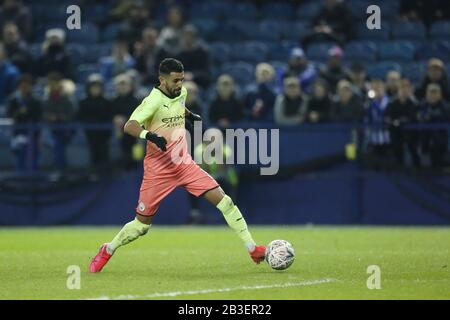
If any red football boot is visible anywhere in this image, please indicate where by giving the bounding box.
[89,243,112,273]
[249,245,266,264]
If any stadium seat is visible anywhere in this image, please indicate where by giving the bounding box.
[415,41,450,63]
[191,19,218,40]
[391,22,426,41]
[209,42,232,64]
[261,3,295,20]
[357,22,390,41]
[101,24,121,42]
[84,43,112,64]
[283,22,308,41]
[66,44,86,65]
[230,42,269,63]
[402,63,426,86]
[306,42,337,62]
[82,4,110,23]
[257,20,285,41]
[189,2,231,20]
[215,23,246,42]
[344,41,377,62]
[367,61,402,80]
[221,62,255,87]
[76,64,101,83]
[430,20,450,40]
[296,2,321,20]
[229,2,258,20]
[378,41,415,62]
[67,23,99,44]
[268,42,297,61]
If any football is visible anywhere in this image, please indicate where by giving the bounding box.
[265,240,295,270]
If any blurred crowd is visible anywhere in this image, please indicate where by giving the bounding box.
[0,0,449,172]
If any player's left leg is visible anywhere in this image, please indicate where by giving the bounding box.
[202,186,266,264]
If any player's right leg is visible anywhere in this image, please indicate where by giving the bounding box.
[89,214,152,273]
[89,176,176,273]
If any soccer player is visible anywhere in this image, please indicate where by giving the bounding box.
[89,58,266,272]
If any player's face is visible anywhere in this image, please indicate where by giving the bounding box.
[163,72,184,97]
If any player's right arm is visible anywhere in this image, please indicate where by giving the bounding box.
[124,97,167,151]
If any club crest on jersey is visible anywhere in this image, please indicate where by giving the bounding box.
[180,97,185,106]
[138,201,145,212]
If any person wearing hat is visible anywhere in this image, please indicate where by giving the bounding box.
[319,45,348,93]
[37,28,73,79]
[416,58,450,102]
[78,74,113,171]
[277,47,317,94]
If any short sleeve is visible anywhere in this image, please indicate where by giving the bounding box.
[129,96,158,124]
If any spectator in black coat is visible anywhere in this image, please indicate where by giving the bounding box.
[42,72,76,169]
[134,26,159,85]
[209,74,244,129]
[416,58,450,102]
[37,29,73,80]
[6,74,41,170]
[319,46,348,93]
[177,24,211,88]
[302,0,355,47]
[2,22,31,73]
[332,80,364,123]
[385,79,421,167]
[244,63,277,123]
[274,76,307,125]
[78,74,113,170]
[111,73,139,169]
[418,83,450,168]
[304,79,332,123]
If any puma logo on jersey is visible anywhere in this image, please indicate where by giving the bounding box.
[163,104,169,109]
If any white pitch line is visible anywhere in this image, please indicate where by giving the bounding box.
[87,278,337,300]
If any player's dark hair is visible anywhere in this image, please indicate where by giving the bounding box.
[159,58,184,75]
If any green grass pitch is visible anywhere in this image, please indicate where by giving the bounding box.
[0,226,449,300]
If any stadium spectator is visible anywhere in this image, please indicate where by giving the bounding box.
[42,72,76,170]
[2,22,31,73]
[0,41,20,106]
[118,1,152,45]
[319,46,347,93]
[6,74,41,171]
[274,76,307,125]
[134,26,159,85]
[332,80,364,123]
[157,6,185,56]
[36,29,73,80]
[385,79,421,167]
[244,63,277,123]
[304,79,332,123]
[418,83,450,168]
[0,0,32,40]
[177,24,211,88]
[302,0,355,48]
[364,79,391,169]
[277,47,316,94]
[208,74,244,129]
[111,73,139,170]
[386,71,401,99]
[100,39,136,83]
[184,80,203,122]
[399,0,450,26]
[346,62,370,99]
[77,74,113,171]
[416,58,450,102]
